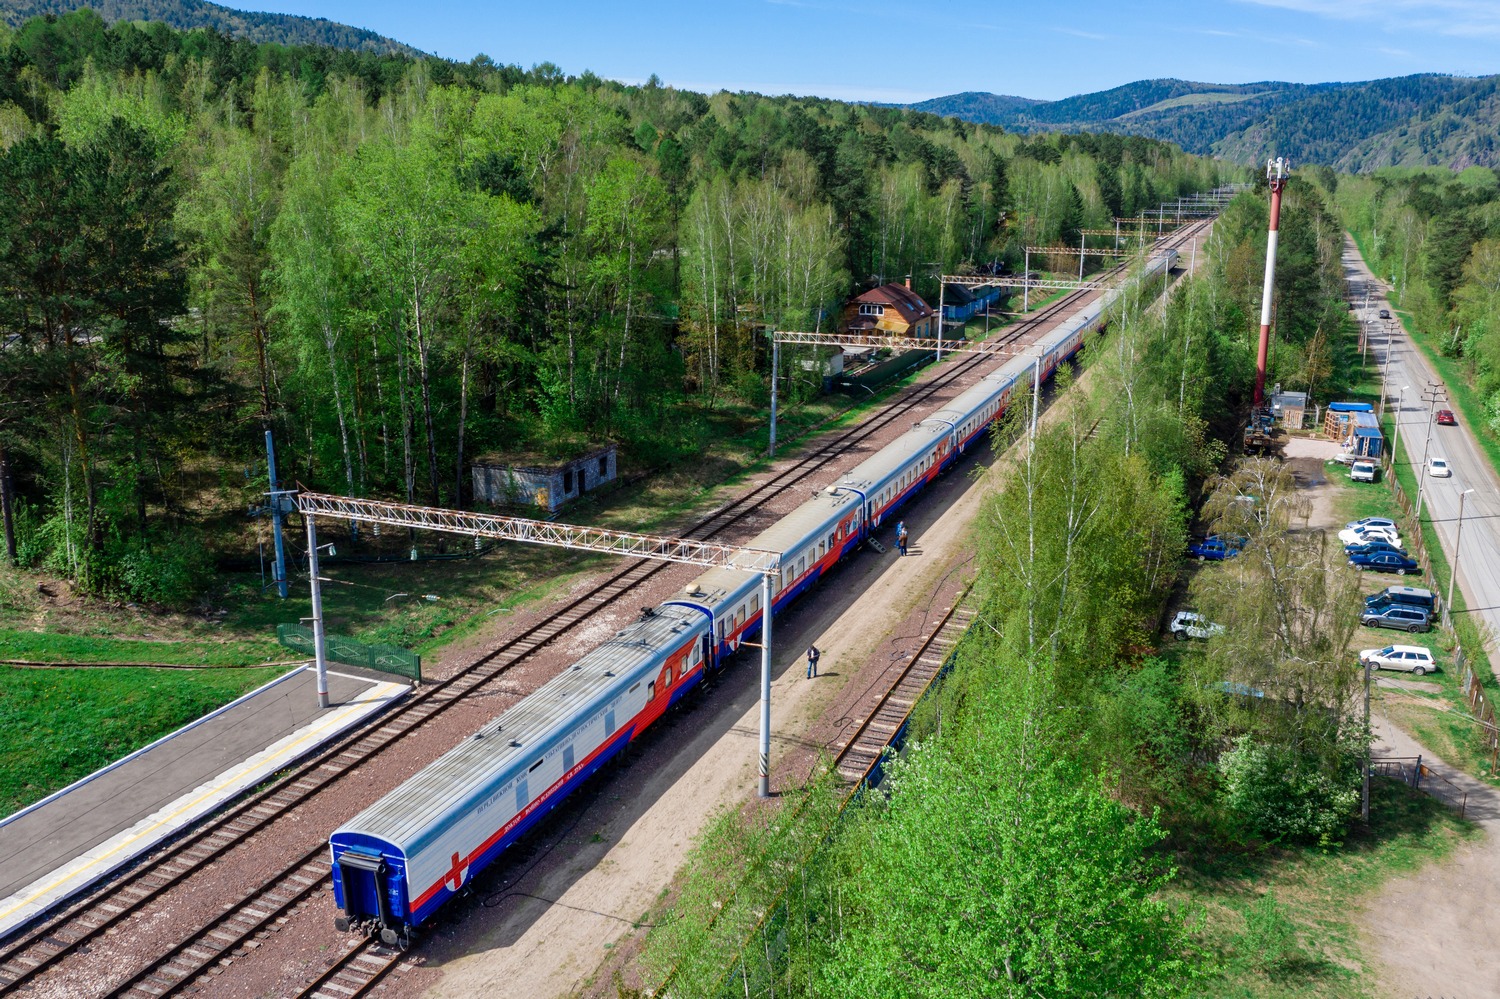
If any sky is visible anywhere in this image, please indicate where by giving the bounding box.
[243,0,1500,102]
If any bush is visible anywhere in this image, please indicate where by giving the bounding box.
[1218,735,1359,846]
[14,506,213,608]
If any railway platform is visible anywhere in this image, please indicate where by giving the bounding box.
[0,665,407,940]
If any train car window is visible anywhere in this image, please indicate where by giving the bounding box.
[529,757,545,773]
[717,620,725,641]
[629,682,641,694]
[750,594,760,614]
[648,680,657,700]
[605,708,615,736]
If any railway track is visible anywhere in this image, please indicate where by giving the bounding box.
[835,593,977,783]
[0,250,1104,996]
[0,226,1206,998]
[271,226,1215,999]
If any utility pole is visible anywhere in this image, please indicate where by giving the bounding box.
[1448,488,1475,622]
[1414,382,1448,520]
[1362,658,1372,823]
[266,431,289,598]
[767,331,779,459]
[1254,157,1290,406]
[758,571,774,798]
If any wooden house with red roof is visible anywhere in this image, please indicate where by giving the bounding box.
[839,280,937,339]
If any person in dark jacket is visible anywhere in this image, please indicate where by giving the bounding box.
[806,644,820,678]
[896,521,908,556]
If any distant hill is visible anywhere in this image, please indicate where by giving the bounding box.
[901,75,1500,171]
[0,0,425,55]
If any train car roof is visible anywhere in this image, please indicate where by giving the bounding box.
[680,487,862,605]
[332,603,704,854]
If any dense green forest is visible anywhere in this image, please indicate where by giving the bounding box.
[907,74,1500,172]
[0,0,421,54]
[638,184,1374,998]
[0,10,1228,605]
[1325,164,1500,433]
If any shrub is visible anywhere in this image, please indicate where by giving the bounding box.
[1218,735,1359,846]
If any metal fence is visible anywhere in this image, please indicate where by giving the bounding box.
[1372,755,1469,818]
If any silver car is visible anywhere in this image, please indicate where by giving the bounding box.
[1359,644,1436,675]
[1169,611,1224,641]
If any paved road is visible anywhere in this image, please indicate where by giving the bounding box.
[1343,238,1500,660]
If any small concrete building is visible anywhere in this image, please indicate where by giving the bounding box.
[472,446,617,514]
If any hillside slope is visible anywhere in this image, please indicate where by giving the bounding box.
[0,0,423,54]
[904,75,1500,171]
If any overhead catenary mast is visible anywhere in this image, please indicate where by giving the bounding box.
[1254,156,1290,406]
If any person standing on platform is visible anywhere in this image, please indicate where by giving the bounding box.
[806,644,820,679]
[896,521,909,557]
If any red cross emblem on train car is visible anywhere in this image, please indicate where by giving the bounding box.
[445,852,468,891]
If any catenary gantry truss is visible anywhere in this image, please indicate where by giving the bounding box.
[293,491,782,573]
[772,329,1033,357]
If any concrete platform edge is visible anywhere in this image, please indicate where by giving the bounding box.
[0,666,309,833]
[0,672,408,941]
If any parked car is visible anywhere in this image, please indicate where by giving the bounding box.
[1350,460,1378,482]
[1332,450,1360,465]
[1338,526,1403,548]
[1428,457,1452,478]
[1345,541,1407,558]
[1365,585,1437,612]
[1347,517,1399,532]
[1436,409,1457,426]
[1169,611,1225,641]
[1360,644,1436,676]
[1188,537,1240,561]
[1360,604,1432,633]
[1378,308,1391,319]
[1349,550,1421,575]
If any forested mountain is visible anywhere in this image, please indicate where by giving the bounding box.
[0,10,1232,604]
[0,0,421,54]
[904,75,1500,171]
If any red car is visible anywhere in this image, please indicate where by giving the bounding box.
[1436,410,1457,426]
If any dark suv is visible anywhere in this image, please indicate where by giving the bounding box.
[1360,604,1431,633]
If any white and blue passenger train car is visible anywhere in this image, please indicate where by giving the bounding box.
[329,249,1178,944]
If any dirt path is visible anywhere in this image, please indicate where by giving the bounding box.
[1362,718,1500,996]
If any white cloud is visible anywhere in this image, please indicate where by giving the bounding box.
[1054,26,1110,40]
[1183,25,1321,47]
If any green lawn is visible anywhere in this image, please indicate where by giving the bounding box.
[1173,776,1474,998]
[0,664,288,815]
